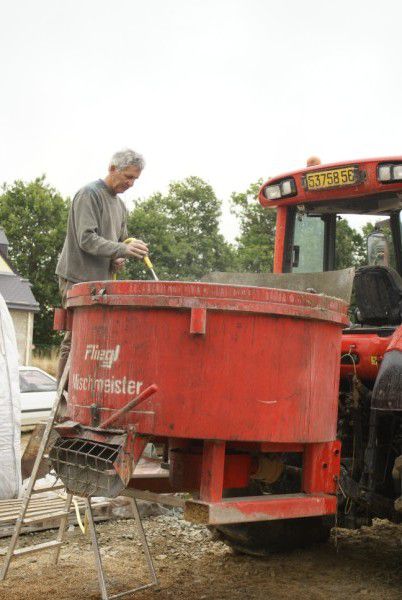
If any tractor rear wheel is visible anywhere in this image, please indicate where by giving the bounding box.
[214,516,334,556]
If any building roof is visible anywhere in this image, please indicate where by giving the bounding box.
[0,236,39,312]
[0,272,39,312]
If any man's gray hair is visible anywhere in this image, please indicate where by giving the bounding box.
[110,149,145,171]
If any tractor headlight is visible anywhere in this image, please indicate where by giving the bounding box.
[265,185,282,200]
[393,165,402,180]
[264,178,296,200]
[378,165,391,181]
[378,163,402,183]
[281,180,294,195]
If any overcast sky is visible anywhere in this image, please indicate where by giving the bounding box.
[1,0,402,240]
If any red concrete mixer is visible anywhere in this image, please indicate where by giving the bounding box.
[51,278,347,553]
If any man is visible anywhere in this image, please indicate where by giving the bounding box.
[56,148,148,381]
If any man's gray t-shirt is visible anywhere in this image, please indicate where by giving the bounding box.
[56,179,129,283]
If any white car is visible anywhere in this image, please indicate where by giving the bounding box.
[19,366,57,427]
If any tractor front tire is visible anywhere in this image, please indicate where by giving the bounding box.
[214,516,334,556]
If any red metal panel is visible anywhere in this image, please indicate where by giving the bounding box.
[53,308,66,331]
[169,449,253,491]
[340,332,391,382]
[260,442,304,452]
[133,436,150,464]
[302,440,341,495]
[190,307,207,335]
[258,157,402,209]
[184,493,337,525]
[200,441,226,502]
[128,476,172,493]
[273,207,287,274]
[385,324,402,352]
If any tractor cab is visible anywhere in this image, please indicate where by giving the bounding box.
[259,158,402,382]
[259,158,402,281]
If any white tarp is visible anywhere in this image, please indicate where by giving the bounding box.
[0,292,21,498]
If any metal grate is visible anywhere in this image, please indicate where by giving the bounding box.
[49,438,125,498]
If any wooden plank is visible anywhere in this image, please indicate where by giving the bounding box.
[0,515,109,539]
[0,502,66,513]
[14,540,62,556]
[128,489,185,508]
[0,496,110,526]
[0,498,96,512]
[0,509,66,523]
[0,540,62,557]
[0,488,112,541]
[31,485,66,494]
[22,511,70,525]
[0,497,74,507]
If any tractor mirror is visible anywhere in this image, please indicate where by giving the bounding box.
[367,231,389,267]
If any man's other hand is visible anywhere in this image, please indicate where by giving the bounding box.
[124,239,149,259]
[112,258,126,272]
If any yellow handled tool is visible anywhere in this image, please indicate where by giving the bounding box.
[143,255,159,281]
[117,238,159,281]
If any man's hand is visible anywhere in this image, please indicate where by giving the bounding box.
[112,258,126,272]
[124,239,149,259]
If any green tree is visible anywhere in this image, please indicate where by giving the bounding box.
[0,177,69,347]
[230,180,276,272]
[125,176,236,280]
[335,218,366,269]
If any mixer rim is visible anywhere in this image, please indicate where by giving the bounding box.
[66,280,349,326]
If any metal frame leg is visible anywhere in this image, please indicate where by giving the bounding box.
[130,498,158,586]
[85,496,158,600]
[53,493,74,565]
[85,498,109,600]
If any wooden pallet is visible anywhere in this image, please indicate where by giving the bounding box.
[0,492,111,540]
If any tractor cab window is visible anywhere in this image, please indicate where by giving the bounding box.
[292,213,325,273]
[290,211,398,273]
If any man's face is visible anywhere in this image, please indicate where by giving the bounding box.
[109,165,142,194]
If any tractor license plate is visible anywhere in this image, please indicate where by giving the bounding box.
[305,167,358,191]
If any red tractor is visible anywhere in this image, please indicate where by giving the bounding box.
[259,157,402,531]
[51,156,402,556]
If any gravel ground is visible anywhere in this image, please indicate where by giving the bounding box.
[0,512,401,600]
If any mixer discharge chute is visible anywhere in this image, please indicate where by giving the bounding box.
[49,384,158,498]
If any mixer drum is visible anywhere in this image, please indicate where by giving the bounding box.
[52,280,347,497]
